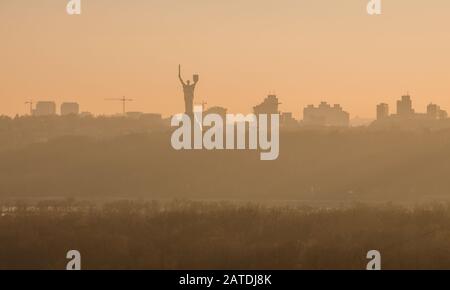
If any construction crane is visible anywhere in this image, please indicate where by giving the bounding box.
[24,100,33,115]
[105,96,133,115]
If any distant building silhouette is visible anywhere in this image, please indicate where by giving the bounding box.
[33,101,56,116]
[371,94,449,129]
[253,95,280,115]
[303,102,350,127]
[377,103,389,120]
[427,103,440,119]
[280,112,298,128]
[391,94,447,120]
[396,94,414,116]
[61,102,79,116]
[427,103,448,120]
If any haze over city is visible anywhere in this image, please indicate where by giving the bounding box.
[4,0,450,272]
[2,0,450,118]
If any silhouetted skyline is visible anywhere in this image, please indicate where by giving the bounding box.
[2,1,450,117]
[3,0,450,272]
[13,69,449,130]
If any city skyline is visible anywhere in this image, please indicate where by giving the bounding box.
[4,89,448,120]
[2,0,450,118]
[4,0,450,273]
[8,67,449,124]
[16,92,450,129]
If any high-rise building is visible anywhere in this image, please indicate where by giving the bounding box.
[33,101,56,116]
[303,102,350,127]
[280,112,298,128]
[426,103,448,120]
[253,95,281,115]
[377,103,389,120]
[372,95,450,129]
[427,103,440,119]
[397,95,414,116]
[61,102,80,116]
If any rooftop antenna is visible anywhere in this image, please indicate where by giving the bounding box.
[24,100,33,115]
[105,96,134,115]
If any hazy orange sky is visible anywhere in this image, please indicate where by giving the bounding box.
[1,0,450,118]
